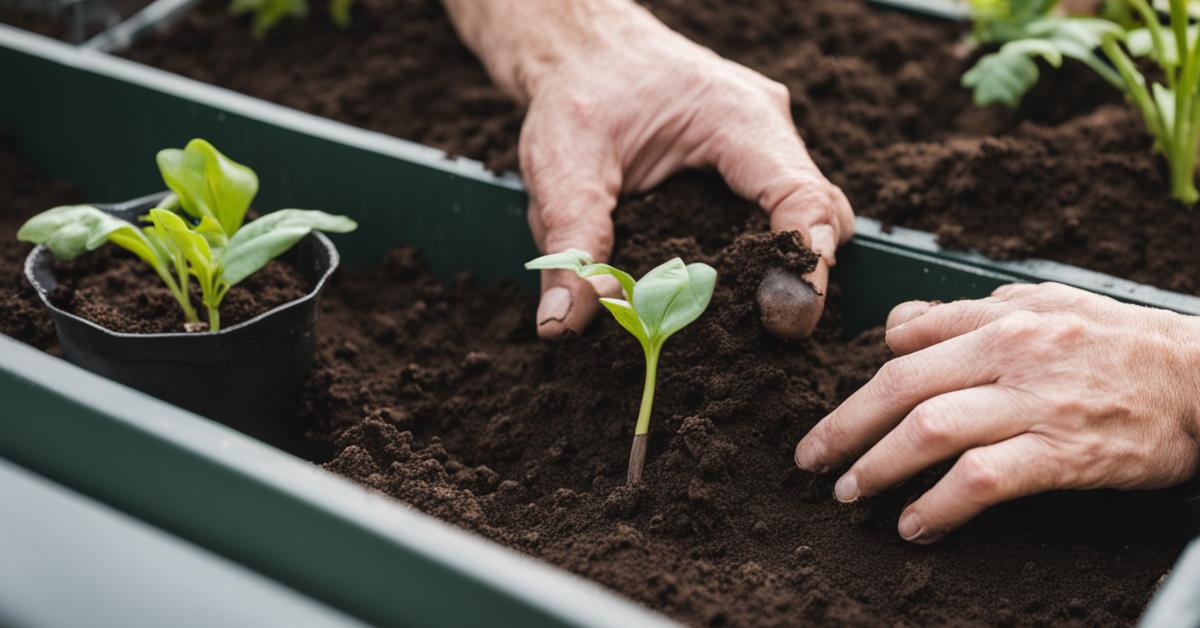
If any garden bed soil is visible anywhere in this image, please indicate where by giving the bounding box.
[121,0,1200,295]
[0,0,152,41]
[1,144,1192,626]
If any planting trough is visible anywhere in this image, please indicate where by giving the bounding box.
[1,17,1198,628]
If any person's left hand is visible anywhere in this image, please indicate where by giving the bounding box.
[794,282,1200,543]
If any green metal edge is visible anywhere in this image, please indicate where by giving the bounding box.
[0,334,674,628]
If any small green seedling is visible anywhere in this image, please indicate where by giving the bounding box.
[230,0,353,38]
[18,139,357,332]
[526,249,717,484]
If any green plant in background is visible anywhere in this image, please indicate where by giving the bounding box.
[962,0,1123,107]
[964,0,1200,203]
[526,249,717,484]
[230,0,353,38]
[18,139,357,331]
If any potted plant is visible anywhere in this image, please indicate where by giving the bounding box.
[17,138,356,439]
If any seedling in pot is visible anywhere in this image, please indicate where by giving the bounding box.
[230,0,353,38]
[526,249,717,484]
[18,138,357,332]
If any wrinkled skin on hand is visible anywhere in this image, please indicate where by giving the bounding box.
[445,0,852,338]
[795,282,1200,543]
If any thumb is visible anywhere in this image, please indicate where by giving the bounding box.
[709,122,854,339]
[526,186,620,339]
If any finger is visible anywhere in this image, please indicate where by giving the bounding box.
[897,433,1057,544]
[527,196,620,338]
[885,300,933,331]
[834,385,1035,502]
[520,112,622,339]
[795,326,999,472]
[885,298,1014,356]
[704,108,852,340]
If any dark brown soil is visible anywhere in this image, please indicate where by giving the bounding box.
[1,142,1194,625]
[122,0,523,173]
[48,250,309,333]
[0,0,152,42]
[122,0,1199,294]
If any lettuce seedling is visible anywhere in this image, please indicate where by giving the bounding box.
[526,249,717,484]
[230,0,352,38]
[18,139,357,331]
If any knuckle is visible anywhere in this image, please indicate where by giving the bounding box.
[907,402,953,447]
[1046,312,1088,345]
[990,310,1039,344]
[763,79,791,110]
[875,357,920,399]
[958,450,1003,495]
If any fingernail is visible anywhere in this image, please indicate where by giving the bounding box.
[794,440,825,471]
[834,473,859,503]
[898,511,923,541]
[537,287,571,326]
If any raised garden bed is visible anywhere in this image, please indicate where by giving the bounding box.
[3,7,1200,627]
[117,0,1200,296]
[2,140,1196,626]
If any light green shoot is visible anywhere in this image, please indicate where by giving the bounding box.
[526,249,717,484]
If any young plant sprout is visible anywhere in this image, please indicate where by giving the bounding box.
[963,0,1200,204]
[526,249,717,484]
[18,139,357,331]
[230,0,353,38]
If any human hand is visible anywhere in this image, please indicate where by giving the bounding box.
[443,0,853,338]
[794,282,1200,543]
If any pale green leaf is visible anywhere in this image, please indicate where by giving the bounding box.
[220,209,357,286]
[156,138,259,236]
[631,258,689,334]
[599,298,650,345]
[17,205,161,268]
[148,208,217,288]
[962,38,1063,107]
[524,248,593,271]
[1127,25,1200,64]
[657,263,717,339]
[580,263,636,300]
[1153,82,1177,133]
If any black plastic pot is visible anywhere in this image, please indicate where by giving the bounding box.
[23,192,338,444]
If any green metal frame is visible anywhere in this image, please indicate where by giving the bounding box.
[2,22,1197,627]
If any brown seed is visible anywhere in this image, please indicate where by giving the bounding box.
[757,268,821,339]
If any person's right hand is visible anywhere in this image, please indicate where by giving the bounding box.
[795,282,1200,543]
[443,0,853,339]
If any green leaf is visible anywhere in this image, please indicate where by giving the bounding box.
[149,208,217,284]
[17,205,162,268]
[194,215,229,250]
[631,258,689,335]
[329,0,352,26]
[1025,17,1124,61]
[1127,25,1200,64]
[524,248,593,271]
[963,38,1063,107]
[598,298,650,344]
[1153,82,1177,133]
[156,138,259,236]
[230,0,308,37]
[220,209,357,286]
[579,263,636,300]
[657,263,717,339]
